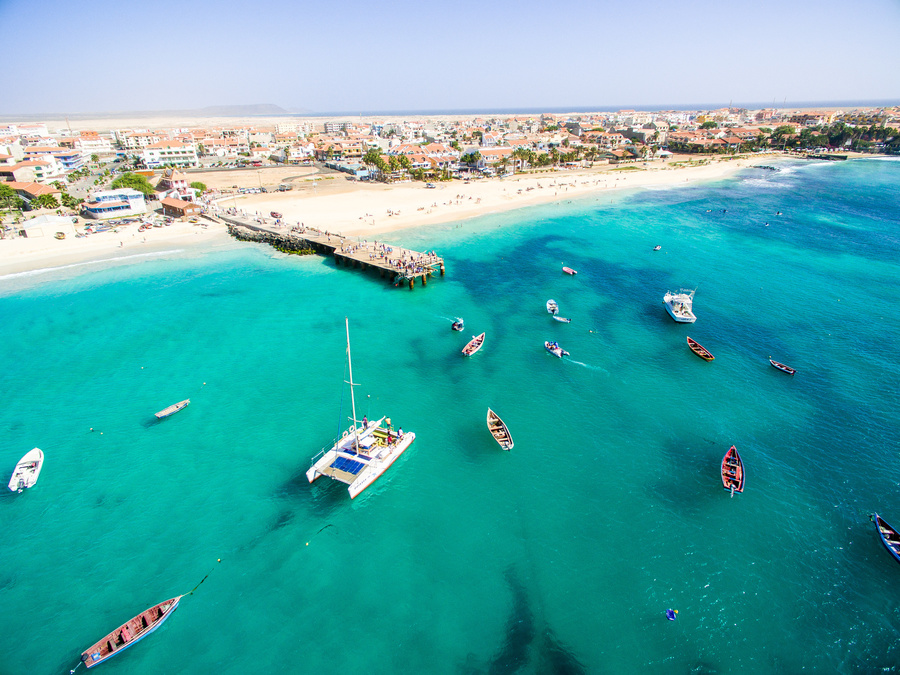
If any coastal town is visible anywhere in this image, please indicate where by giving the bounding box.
[1,105,898,275]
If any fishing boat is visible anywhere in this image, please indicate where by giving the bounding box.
[544,341,569,358]
[663,289,697,323]
[552,315,571,323]
[76,563,217,671]
[451,317,464,331]
[562,265,577,275]
[306,319,415,499]
[462,332,485,356]
[79,596,182,669]
[653,245,661,251]
[686,336,714,361]
[721,445,744,495]
[155,399,189,419]
[7,447,43,492]
[486,408,513,451]
[546,299,559,315]
[769,358,796,375]
[874,513,900,564]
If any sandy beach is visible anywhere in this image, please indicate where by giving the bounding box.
[0,154,777,278]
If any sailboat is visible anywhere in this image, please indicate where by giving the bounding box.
[306,318,415,499]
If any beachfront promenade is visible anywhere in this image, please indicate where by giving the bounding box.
[219,213,445,289]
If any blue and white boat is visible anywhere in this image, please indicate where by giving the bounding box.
[79,596,182,669]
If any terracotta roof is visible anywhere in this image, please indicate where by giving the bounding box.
[6,181,61,196]
[161,197,198,209]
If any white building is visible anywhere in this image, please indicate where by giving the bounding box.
[142,140,199,168]
[81,188,147,219]
[17,214,78,239]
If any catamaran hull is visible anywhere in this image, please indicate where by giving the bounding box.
[348,433,415,499]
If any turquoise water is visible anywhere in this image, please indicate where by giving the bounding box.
[1,158,899,674]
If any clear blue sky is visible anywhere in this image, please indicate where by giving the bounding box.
[2,0,898,115]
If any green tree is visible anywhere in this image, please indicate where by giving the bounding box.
[90,153,100,163]
[111,172,155,196]
[31,193,60,210]
[700,121,718,129]
[61,193,82,209]
[190,181,207,193]
[0,183,17,212]
[362,148,382,166]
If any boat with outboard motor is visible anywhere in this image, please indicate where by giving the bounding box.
[451,318,464,331]
[546,299,559,315]
[663,289,697,323]
[544,341,569,358]
[7,448,43,492]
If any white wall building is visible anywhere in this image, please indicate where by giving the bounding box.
[81,188,148,219]
[142,140,199,168]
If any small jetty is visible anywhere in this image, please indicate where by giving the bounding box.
[221,214,444,290]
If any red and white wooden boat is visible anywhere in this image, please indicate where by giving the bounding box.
[562,265,577,275]
[721,445,744,495]
[686,336,714,361]
[462,333,485,356]
[79,596,182,669]
[769,358,796,375]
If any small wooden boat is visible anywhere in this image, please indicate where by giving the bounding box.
[874,513,900,564]
[769,358,796,375]
[462,333,485,356]
[686,336,714,361]
[552,315,571,323]
[486,408,513,451]
[721,445,744,495]
[155,399,190,419]
[562,265,577,275]
[7,447,43,492]
[544,341,569,358]
[451,318,464,331]
[546,299,559,315]
[80,596,182,669]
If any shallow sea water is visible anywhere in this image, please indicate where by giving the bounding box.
[1,158,899,674]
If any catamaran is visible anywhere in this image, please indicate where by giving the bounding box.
[306,318,415,499]
[663,289,697,323]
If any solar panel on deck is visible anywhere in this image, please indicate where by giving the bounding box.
[331,456,365,475]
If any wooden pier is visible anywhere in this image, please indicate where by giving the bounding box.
[220,214,444,289]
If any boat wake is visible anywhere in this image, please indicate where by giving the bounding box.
[0,250,186,282]
[567,359,608,374]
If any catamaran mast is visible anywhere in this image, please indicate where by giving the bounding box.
[345,317,360,452]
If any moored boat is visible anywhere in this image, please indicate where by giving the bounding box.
[653,245,661,251]
[451,317,464,331]
[486,408,513,451]
[769,358,796,375]
[721,445,744,495]
[546,299,559,315]
[686,336,714,361]
[307,319,415,499]
[462,332,485,356]
[7,447,43,492]
[663,289,697,323]
[544,341,569,358]
[562,265,577,275]
[155,399,189,419]
[80,596,182,669]
[874,513,900,564]
[552,315,571,323]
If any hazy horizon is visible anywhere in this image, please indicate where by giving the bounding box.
[1,0,898,116]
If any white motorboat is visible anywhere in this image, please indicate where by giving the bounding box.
[663,289,697,323]
[306,318,414,499]
[546,299,559,315]
[552,315,571,323]
[544,341,569,358]
[8,448,43,492]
